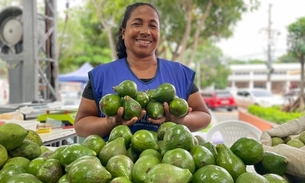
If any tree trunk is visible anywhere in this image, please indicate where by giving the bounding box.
[282,54,305,112]
[92,0,117,61]
[188,0,213,67]
[173,0,193,63]
[298,54,305,111]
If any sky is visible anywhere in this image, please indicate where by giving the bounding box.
[216,0,305,61]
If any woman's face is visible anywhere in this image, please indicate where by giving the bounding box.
[122,5,160,58]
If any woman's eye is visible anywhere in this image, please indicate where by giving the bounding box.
[133,22,141,26]
[150,25,158,29]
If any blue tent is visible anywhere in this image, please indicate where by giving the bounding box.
[58,62,93,83]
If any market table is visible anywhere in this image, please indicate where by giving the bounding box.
[39,127,79,147]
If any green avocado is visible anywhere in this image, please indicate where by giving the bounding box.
[254,151,288,176]
[215,144,246,181]
[152,83,176,102]
[122,96,142,120]
[146,100,164,119]
[169,97,189,117]
[113,80,138,98]
[99,93,121,116]
[135,91,149,108]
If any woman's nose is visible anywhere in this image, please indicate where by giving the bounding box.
[140,27,151,35]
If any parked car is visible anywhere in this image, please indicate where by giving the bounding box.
[201,89,237,111]
[234,88,284,108]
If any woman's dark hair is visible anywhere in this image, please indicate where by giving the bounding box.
[116,2,160,59]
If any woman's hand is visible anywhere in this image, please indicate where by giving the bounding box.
[148,102,192,125]
[106,107,146,127]
[164,102,192,124]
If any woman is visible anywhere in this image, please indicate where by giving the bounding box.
[74,2,211,139]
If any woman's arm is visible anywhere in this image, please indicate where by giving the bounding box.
[74,98,115,138]
[182,91,212,131]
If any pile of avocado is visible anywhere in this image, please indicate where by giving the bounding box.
[100,80,189,120]
[271,131,305,148]
[1,119,301,183]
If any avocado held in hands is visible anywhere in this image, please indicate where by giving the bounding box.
[152,83,176,102]
[169,98,189,117]
[113,80,138,98]
[122,96,142,120]
[146,100,164,120]
[99,93,122,116]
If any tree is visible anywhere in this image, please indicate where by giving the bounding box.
[189,41,230,89]
[151,0,260,65]
[277,53,299,63]
[284,17,305,112]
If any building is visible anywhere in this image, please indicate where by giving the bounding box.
[228,63,301,94]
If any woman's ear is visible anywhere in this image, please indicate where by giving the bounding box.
[121,28,125,40]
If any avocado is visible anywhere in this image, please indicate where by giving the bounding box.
[9,140,41,160]
[99,93,122,116]
[26,157,47,176]
[65,155,99,173]
[98,137,127,166]
[139,148,162,161]
[58,144,96,167]
[131,130,159,153]
[146,89,156,102]
[3,157,30,170]
[230,137,263,165]
[235,172,269,183]
[162,124,194,154]
[190,145,215,171]
[169,97,189,117]
[0,165,27,183]
[157,121,176,140]
[0,123,28,151]
[202,141,218,159]
[67,158,112,183]
[152,83,176,102]
[135,91,149,108]
[109,177,132,183]
[57,174,69,183]
[6,173,43,183]
[145,163,192,183]
[108,124,133,148]
[215,144,246,180]
[194,135,206,146]
[162,148,196,174]
[271,136,285,146]
[113,80,138,98]
[192,165,234,183]
[122,95,142,120]
[126,146,140,163]
[263,173,289,183]
[146,100,164,120]
[254,151,288,176]
[131,155,160,183]
[106,154,134,180]
[82,134,106,154]
[36,159,64,183]
[25,129,43,146]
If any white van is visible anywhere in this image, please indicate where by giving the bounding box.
[234,88,284,108]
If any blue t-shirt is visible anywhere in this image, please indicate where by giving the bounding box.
[89,58,195,139]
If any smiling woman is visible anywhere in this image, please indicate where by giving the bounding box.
[73,2,212,140]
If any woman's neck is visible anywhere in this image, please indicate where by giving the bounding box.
[126,56,158,79]
[126,55,157,70]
